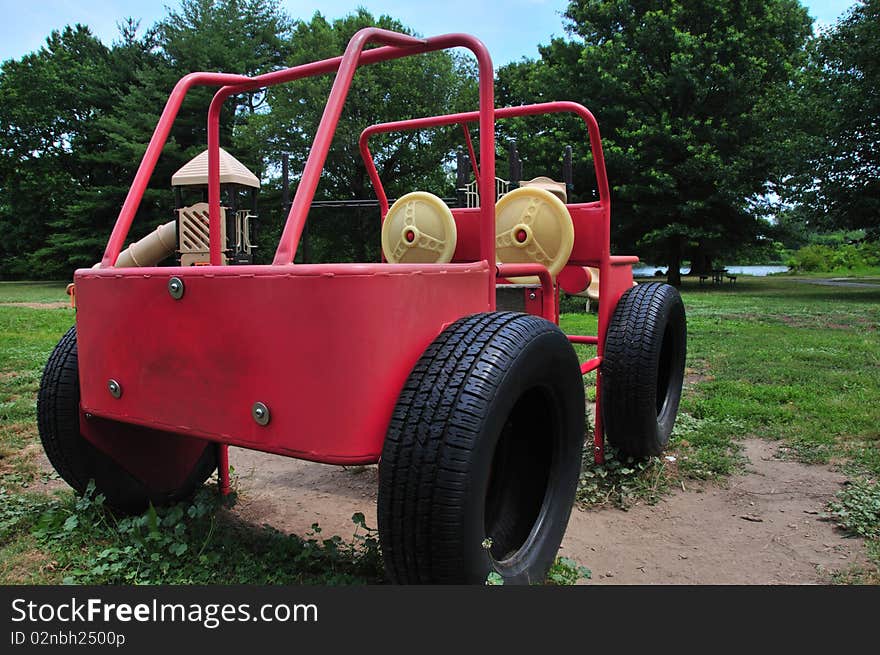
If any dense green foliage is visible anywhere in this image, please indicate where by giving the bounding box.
[0,1,475,277]
[0,0,877,279]
[497,0,813,283]
[236,10,477,263]
[786,240,880,272]
[785,0,880,235]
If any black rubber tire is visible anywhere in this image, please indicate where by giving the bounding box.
[37,326,217,514]
[601,282,687,458]
[378,312,585,584]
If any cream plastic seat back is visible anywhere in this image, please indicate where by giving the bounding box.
[495,187,574,284]
[381,192,457,264]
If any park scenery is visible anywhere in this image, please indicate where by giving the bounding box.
[0,0,878,585]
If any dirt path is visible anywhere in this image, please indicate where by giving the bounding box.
[0,301,69,309]
[229,438,865,584]
[790,278,880,288]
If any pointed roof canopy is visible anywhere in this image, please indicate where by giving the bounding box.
[171,148,260,189]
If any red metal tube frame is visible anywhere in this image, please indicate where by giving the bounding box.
[100,71,250,268]
[567,335,599,345]
[101,28,497,307]
[359,101,610,217]
[217,444,230,496]
[461,123,479,179]
[495,263,556,321]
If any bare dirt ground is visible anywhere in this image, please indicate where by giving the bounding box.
[229,438,866,584]
[790,278,880,288]
[0,301,69,309]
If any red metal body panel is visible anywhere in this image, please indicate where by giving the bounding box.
[450,208,482,262]
[75,263,489,464]
[79,413,212,492]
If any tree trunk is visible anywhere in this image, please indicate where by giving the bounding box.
[689,243,712,276]
[667,242,682,287]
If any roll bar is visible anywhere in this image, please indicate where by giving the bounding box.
[101,28,497,304]
[359,101,610,213]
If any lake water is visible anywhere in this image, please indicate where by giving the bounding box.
[632,265,788,278]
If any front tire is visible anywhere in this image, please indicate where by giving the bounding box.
[378,312,585,584]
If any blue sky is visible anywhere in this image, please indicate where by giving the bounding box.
[0,0,861,65]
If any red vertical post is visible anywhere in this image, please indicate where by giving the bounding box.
[207,95,223,266]
[217,444,231,495]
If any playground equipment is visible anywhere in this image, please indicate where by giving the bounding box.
[37,28,686,585]
[172,148,259,266]
[77,148,260,273]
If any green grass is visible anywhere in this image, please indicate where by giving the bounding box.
[0,281,68,304]
[675,277,879,473]
[1,277,878,583]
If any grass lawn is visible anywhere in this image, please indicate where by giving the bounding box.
[1,276,878,583]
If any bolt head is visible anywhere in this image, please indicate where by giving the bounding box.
[107,379,122,398]
[252,402,270,426]
[168,276,185,299]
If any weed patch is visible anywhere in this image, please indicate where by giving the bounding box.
[577,447,669,509]
[826,477,880,539]
[23,482,384,585]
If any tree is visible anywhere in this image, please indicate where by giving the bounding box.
[93,0,295,246]
[785,0,880,236]
[497,0,813,284]
[0,1,295,277]
[0,25,119,277]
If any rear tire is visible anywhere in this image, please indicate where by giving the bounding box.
[378,312,585,584]
[37,326,217,514]
[601,283,687,457]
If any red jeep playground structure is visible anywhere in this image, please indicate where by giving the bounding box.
[38,28,687,584]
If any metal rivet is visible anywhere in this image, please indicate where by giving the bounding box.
[107,379,122,399]
[529,292,537,300]
[168,276,185,300]
[252,402,270,426]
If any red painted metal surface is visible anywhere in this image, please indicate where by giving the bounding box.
[496,264,557,322]
[580,357,601,375]
[217,444,230,495]
[79,412,212,493]
[558,265,591,295]
[461,123,480,179]
[524,287,544,318]
[568,335,599,345]
[449,208,482,262]
[75,263,490,465]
